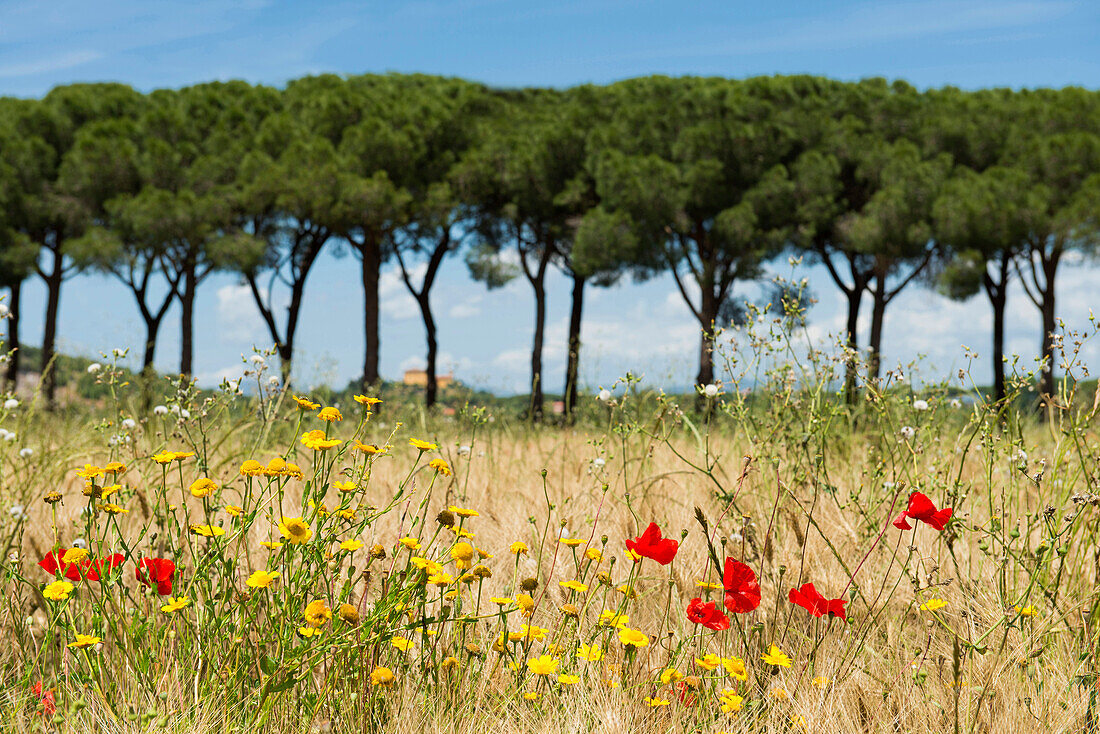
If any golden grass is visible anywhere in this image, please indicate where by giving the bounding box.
[1,395,1096,733]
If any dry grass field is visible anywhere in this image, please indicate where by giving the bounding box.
[1,346,1099,734]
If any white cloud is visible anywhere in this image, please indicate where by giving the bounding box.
[215,283,277,344]
[0,50,102,78]
[193,363,245,386]
[379,265,422,320]
[448,294,482,318]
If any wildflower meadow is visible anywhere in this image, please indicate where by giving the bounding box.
[3,311,1100,734]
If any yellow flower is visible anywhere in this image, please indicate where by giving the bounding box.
[527,655,560,675]
[490,597,513,607]
[247,570,281,589]
[104,461,126,474]
[411,557,444,575]
[391,636,413,652]
[427,573,454,586]
[340,539,364,552]
[318,406,342,422]
[451,542,475,569]
[659,668,682,685]
[97,503,127,514]
[920,598,947,612]
[509,541,529,555]
[695,581,722,590]
[152,451,176,464]
[516,594,535,617]
[354,441,389,454]
[292,395,320,411]
[559,538,585,547]
[429,458,452,476]
[161,596,190,613]
[278,517,312,544]
[558,674,580,685]
[578,644,603,662]
[297,625,321,638]
[76,464,104,479]
[189,477,218,498]
[173,451,196,461]
[721,656,748,680]
[61,547,89,565]
[770,686,789,701]
[189,524,226,537]
[812,675,830,689]
[409,438,438,451]
[43,580,74,601]
[333,480,358,493]
[585,548,603,562]
[762,644,792,668]
[519,624,547,641]
[695,654,722,671]
[523,691,540,701]
[719,688,744,713]
[68,634,101,649]
[353,394,382,406]
[370,666,395,686]
[260,541,282,550]
[399,537,421,550]
[560,580,588,593]
[644,697,670,707]
[301,430,340,451]
[100,484,121,498]
[1017,605,1038,617]
[303,599,332,627]
[239,459,264,476]
[448,506,479,518]
[224,505,243,518]
[599,610,629,628]
[618,627,649,648]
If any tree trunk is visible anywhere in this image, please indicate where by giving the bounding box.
[525,244,552,423]
[142,317,160,373]
[984,254,1009,405]
[179,260,196,378]
[867,271,888,385]
[843,285,864,404]
[361,237,382,390]
[563,272,585,424]
[1039,257,1058,401]
[417,293,438,408]
[4,280,21,391]
[696,283,717,388]
[140,313,163,413]
[278,343,293,384]
[40,242,64,409]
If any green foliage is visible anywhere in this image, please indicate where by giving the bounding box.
[1,74,1100,406]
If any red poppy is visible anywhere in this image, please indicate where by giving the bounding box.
[39,549,124,581]
[722,557,761,613]
[788,582,847,621]
[892,491,953,531]
[686,597,731,631]
[625,522,679,565]
[136,557,175,595]
[31,681,56,716]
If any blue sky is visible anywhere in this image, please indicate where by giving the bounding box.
[2,0,1099,393]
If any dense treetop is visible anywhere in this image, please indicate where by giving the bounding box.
[1,74,1099,414]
